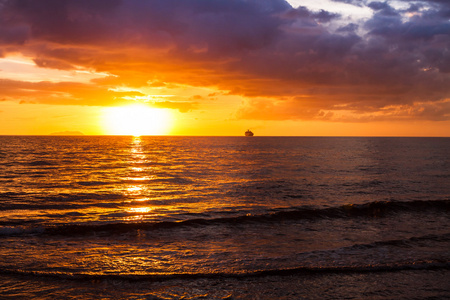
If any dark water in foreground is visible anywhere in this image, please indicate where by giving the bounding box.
[0,136,449,299]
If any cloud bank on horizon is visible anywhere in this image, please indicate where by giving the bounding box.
[0,0,449,122]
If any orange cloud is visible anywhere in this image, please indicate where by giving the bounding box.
[0,0,449,122]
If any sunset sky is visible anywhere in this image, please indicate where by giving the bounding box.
[0,0,449,136]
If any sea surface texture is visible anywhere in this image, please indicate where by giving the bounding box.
[0,136,449,299]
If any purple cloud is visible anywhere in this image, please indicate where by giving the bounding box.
[0,0,449,121]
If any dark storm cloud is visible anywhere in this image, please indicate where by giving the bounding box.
[364,1,450,75]
[368,1,400,16]
[280,5,340,23]
[0,0,449,121]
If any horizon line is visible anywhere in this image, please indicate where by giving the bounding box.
[1,134,449,138]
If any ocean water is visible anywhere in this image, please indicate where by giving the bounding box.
[0,136,449,299]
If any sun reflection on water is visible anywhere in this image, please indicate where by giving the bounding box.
[128,207,153,214]
[123,136,153,219]
[126,185,143,193]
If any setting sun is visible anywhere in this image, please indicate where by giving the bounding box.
[102,104,172,136]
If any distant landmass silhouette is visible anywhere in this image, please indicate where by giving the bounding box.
[50,131,84,136]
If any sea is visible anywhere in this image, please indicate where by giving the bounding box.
[0,136,449,299]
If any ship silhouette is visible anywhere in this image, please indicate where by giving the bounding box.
[245,129,254,136]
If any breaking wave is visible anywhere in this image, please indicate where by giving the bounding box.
[1,199,448,237]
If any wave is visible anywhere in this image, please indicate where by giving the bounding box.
[0,202,122,212]
[1,199,448,237]
[0,226,45,236]
[26,160,56,166]
[344,233,450,250]
[1,261,449,282]
[0,192,125,211]
[317,199,450,218]
[77,181,112,186]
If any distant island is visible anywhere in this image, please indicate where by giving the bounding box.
[50,131,85,136]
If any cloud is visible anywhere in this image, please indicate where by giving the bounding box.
[0,0,449,121]
[280,6,340,23]
[367,1,400,16]
[0,78,135,106]
[152,100,198,113]
[33,58,75,70]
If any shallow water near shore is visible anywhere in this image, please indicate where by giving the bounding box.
[1,136,449,298]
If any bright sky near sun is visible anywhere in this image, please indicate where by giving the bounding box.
[0,0,449,136]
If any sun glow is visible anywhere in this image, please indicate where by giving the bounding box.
[102,104,172,136]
